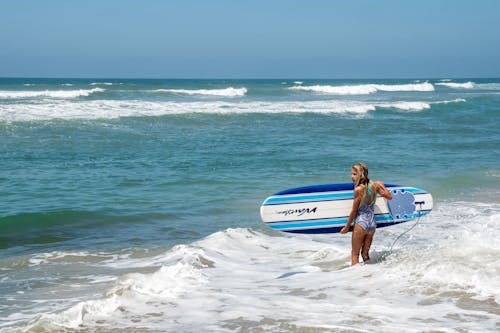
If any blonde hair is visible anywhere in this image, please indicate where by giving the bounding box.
[352,162,376,204]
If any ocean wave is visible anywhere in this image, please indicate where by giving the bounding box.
[436,81,500,91]
[434,98,467,104]
[90,82,114,86]
[474,83,500,90]
[0,98,466,121]
[155,87,247,97]
[0,88,104,99]
[289,82,435,95]
[27,251,121,267]
[379,101,431,111]
[436,81,474,89]
[7,203,500,332]
[378,99,466,111]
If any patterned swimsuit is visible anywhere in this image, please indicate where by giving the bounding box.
[354,185,376,232]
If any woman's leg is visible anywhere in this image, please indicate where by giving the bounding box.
[351,224,366,265]
[361,230,375,262]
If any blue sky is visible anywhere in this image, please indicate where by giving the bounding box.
[1,0,499,78]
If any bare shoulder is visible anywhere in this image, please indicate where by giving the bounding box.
[354,185,364,196]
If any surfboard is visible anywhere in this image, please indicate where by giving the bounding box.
[260,183,433,234]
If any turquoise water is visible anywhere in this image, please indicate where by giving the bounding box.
[1,79,499,332]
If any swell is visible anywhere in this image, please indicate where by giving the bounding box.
[0,211,180,249]
[0,211,102,249]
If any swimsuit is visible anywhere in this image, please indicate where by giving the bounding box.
[354,185,376,232]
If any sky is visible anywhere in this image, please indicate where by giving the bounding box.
[1,0,500,78]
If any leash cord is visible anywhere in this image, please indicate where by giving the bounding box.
[387,202,424,255]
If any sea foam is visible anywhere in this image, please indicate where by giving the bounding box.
[289,82,435,95]
[0,88,104,99]
[8,202,500,333]
[379,101,431,111]
[436,81,475,89]
[155,87,247,97]
[0,98,466,121]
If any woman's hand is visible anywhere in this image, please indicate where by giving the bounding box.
[340,225,349,234]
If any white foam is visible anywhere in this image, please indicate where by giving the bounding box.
[155,87,247,97]
[436,81,475,89]
[475,83,500,90]
[434,98,467,104]
[0,88,104,99]
[0,97,462,121]
[8,202,500,332]
[27,251,122,267]
[289,82,435,95]
[0,100,372,121]
[379,101,431,111]
[90,82,114,86]
[382,99,465,111]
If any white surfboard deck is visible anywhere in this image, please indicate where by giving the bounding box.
[260,183,433,234]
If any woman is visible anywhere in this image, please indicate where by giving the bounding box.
[341,162,392,265]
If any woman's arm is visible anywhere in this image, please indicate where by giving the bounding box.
[375,181,392,200]
[341,186,362,234]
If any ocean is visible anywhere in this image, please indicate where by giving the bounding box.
[0,78,499,332]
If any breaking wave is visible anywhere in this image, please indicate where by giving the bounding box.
[436,81,475,89]
[289,82,435,95]
[0,88,105,99]
[4,201,499,332]
[155,87,247,97]
[0,98,467,121]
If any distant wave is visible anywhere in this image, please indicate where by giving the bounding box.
[155,87,247,97]
[0,88,104,99]
[0,98,465,121]
[436,81,474,89]
[289,82,434,95]
[434,98,467,104]
[474,83,500,90]
[90,82,114,86]
[378,99,466,111]
[378,102,431,111]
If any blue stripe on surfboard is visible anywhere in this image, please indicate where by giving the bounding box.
[284,220,409,234]
[267,211,431,231]
[263,187,427,206]
[273,183,400,195]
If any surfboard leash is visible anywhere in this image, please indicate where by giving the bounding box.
[387,201,424,256]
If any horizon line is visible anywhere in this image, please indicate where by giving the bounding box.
[1,76,499,80]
